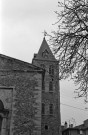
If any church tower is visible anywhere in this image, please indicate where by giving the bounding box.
[32,37,61,135]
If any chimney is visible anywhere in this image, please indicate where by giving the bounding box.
[69,124,73,128]
[64,121,68,129]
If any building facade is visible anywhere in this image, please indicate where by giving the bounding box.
[0,53,43,135]
[32,37,61,135]
[0,37,61,135]
[62,119,88,135]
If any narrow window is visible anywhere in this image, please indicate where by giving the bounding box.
[49,81,53,92]
[42,103,45,115]
[42,81,45,91]
[41,64,45,92]
[49,104,53,115]
[49,65,54,75]
[45,125,48,130]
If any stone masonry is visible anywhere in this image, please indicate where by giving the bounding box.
[32,37,61,135]
[0,54,43,135]
[0,37,61,135]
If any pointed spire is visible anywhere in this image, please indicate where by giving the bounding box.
[34,37,56,61]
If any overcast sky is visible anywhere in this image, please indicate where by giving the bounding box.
[0,0,88,126]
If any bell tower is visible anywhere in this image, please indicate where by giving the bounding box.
[32,37,61,135]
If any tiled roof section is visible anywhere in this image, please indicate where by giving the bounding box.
[0,53,43,72]
[74,119,88,130]
[35,37,56,61]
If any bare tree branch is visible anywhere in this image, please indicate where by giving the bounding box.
[49,0,88,102]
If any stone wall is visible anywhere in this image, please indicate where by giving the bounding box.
[0,55,42,135]
[33,58,61,135]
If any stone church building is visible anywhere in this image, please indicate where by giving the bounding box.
[0,37,61,135]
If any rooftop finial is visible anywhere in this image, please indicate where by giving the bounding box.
[42,30,47,38]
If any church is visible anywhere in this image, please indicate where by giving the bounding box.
[0,37,61,135]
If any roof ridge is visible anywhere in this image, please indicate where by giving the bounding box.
[0,53,41,70]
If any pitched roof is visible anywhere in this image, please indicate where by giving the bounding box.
[0,53,43,72]
[34,37,56,61]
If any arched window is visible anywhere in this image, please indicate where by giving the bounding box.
[42,103,45,115]
[49,65,54,75]
[49,81,53,92]
[49,104,53,115]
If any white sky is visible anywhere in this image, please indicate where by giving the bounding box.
[0,0,88,126]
